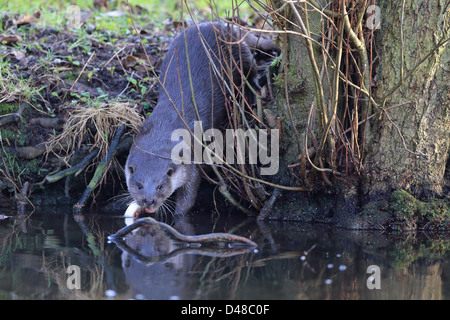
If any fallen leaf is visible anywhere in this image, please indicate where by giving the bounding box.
[136,53,152,64]
[94,0,108,9]
[16,14,37,25]
[11,50,26,61]
[103,10,125,17]
[1,35,23,44]
[172,21,186,29]
[122,55,140,69]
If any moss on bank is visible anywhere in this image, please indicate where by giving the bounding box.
[263,187,449,231]
[389,190,450,230]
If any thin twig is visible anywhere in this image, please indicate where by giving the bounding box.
[288,1,328,132]
[380,36,450,108]
[69,51,96,92]
[383,110,428,158]
[318,0,346,159]
[400,0,406,82]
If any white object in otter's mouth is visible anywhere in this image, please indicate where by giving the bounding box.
[124,202,157,219]
[124,201,141,218]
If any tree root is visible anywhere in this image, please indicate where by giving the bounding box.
[15,144,47,160]
[46,148,99,183]
[0,103,26,127]
[257,188,281,221]
[73,123,126,211]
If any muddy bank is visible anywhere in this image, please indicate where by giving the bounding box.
[0,7,169,210]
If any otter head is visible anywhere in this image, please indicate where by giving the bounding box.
[125,147,187,214]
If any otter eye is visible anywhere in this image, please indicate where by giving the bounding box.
[137,183,143,190]
[167,168,174,177]
[156,185,163,191]
[128,166,135,174]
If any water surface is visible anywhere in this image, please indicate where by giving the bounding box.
[1,206,449,300]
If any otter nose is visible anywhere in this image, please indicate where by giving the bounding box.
[142,198,155,206]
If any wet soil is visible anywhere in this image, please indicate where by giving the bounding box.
[0,8,180,208]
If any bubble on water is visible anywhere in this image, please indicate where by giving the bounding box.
[327,263,334,269]
[339,265,347,271]
[105,289,116,298]
[169,295,180,300]
[324,279,332,285]
[336,253,342,258]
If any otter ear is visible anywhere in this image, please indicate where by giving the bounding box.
[137,119,154,137]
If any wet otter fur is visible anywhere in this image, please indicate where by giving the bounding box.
[125,22,279,215]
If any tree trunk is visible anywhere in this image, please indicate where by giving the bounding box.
[265,0,449,228]
[363,0,449,199]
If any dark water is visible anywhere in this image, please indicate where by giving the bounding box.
[1,205,450,300]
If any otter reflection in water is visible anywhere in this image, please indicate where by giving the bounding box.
[117,215,255,299]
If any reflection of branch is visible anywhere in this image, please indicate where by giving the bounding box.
[109,217,257,247]
[73,214,118,292]
[112,237,253,266]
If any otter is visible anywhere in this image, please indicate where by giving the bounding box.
[125,22,279,215]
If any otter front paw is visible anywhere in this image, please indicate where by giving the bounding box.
[174,187,198,215]
[174,206,189,215]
